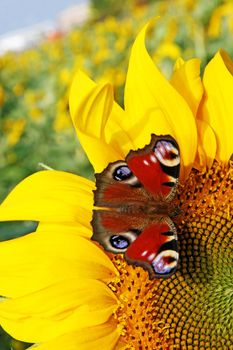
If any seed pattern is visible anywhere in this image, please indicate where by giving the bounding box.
[108,161,233,349]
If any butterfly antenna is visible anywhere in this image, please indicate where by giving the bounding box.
[38,162,54,170]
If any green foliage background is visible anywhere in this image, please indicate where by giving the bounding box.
[0,0,233,348]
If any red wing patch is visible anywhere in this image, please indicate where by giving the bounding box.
[125,220,178,278]
[126,135,180,200]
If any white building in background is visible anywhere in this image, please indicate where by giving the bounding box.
[0,21,55,55]
[58,3,90,32]
[0,2,89,55]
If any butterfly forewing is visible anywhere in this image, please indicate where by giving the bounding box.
[126,134,180,201]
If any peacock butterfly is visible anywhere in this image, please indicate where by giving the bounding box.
[91,134,180,279]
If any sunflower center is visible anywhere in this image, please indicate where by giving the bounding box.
[108,161,233,349]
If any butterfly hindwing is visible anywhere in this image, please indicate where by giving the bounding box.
[125,218,179,278]
[92,210,140,254]
[92,134,180,279]
[92,210,178,278]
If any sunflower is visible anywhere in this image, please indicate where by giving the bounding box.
[0,21,232,350]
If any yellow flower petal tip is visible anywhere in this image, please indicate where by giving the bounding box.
[171,57,203,116]
[198,49,233,163]
[69,70,114,138]
[69,70,95,118]
[173,57,185,70]
[69,70,125,173]
[0,170,94,225]
[125,19,198,180]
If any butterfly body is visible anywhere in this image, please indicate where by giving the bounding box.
[92,134,180,279]
[100,200,179,220]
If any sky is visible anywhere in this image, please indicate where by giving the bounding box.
[0,0,86,35]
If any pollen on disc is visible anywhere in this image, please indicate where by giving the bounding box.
[108,161,233,350]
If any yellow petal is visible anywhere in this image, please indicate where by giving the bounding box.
[194,119,217,171]
[73,133,122,174]
[28,321,119,350]
[69,70,132,172]
[171,58,203,116]
[173,57,185,70]
[36,221,91,238]
[69,70,173,174]
[104,101,135,161]
[198,50,233,162]
[70,77,113,138]
[0,279,118,343]
[0,230,117,298]
[171,58,218,169]
[0,170,94,227]
[124,21,197,180]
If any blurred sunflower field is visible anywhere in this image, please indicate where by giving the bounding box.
[0,0,233,348]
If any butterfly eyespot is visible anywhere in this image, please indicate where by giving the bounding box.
[111,162,140,186]
[110,235,130,249]
[154,140,180,167]
[113,165,132,181]
[108,231,138,253]
[152,250,178,276]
